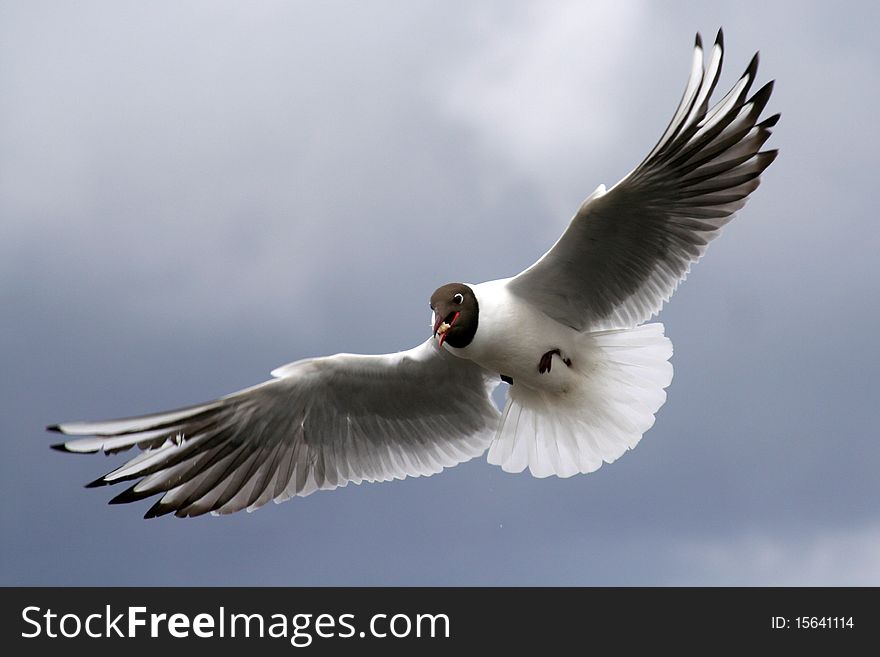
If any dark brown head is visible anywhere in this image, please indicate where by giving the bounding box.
[429,283,478,349]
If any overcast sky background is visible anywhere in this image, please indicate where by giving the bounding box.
[2,1,878,585]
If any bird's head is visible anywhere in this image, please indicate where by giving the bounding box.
[430,283,478,349]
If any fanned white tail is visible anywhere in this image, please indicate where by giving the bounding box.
[487,323,673,477]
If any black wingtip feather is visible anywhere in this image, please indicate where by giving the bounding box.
[744,52,760,81]
[85,476,111,488]
[144,500,175,519]
[758,113,781,129]
[695,32,702,49]
[47,424,62,433]
[109,483,157,505]
[759,149,780,166]
[50,442,70,452]
[715,28,724,49]
[748,80,775,110]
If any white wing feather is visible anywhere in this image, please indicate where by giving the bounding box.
[50,340,500,517]
[508,30,779,331]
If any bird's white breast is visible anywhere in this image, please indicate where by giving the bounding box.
[444,278,582,393]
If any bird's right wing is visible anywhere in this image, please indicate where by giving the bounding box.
[49,339,500,518]
[507,30,778,331]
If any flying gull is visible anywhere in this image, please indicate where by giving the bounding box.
[48,30,778,518]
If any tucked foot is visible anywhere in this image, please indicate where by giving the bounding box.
[538,349,572,374]
[500,374,514,385]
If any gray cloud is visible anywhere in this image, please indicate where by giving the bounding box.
[2,0,878,585]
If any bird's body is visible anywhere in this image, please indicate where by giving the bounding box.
[449,278,581,395]
[49,30,779,517]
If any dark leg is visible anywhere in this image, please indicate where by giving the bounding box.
[538,349,572,374]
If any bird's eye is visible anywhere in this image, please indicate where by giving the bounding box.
[453,293,464,304]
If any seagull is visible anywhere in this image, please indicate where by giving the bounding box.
[49,30,778,518]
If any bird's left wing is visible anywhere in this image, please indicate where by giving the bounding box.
[49,339,500,518]
[507,30,779,331]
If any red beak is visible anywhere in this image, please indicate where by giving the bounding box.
[435,311,460,348]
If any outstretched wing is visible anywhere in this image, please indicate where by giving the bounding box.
[49,339,500,518]
[507,30,779,331]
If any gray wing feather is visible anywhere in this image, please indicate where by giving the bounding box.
[508,30,779,331]
[49,340,500,518]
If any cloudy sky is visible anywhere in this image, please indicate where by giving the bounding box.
[2,0,878,585]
